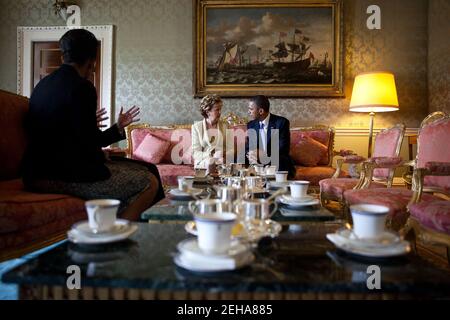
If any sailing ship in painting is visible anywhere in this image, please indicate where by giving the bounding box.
[207,28,332,85]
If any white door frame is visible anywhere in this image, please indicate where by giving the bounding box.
[17,25,114,126]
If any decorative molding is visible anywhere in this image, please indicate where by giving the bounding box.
[333,127,419,136]
[17,25,114,126]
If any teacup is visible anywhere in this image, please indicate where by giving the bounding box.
[188,199,231,215]
[350,204,389,239]
[289,180,309,198]
[265,165,277,175]
[275,171,288,182]
[178,176,194,191]
[85,199,120,233]
[194,212,237,254]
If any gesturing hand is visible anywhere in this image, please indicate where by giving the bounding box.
[117,105,140,132]
[96,108,109,128]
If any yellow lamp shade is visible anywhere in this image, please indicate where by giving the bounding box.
[349,72,399,112]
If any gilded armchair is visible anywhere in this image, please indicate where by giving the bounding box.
[319,124,405,216]
[343,112,450,231]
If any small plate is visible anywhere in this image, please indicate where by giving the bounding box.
[174,252,254,272]
[169,188,203,198]
[326,233,411,258]
[177,238,249,258]
[281,194,315,203]
[335,228,401,248]
[68,220,137,244]
[277,196,319,207]
[73,219,131,237]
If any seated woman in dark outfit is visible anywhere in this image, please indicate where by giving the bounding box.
[21,29,164,221]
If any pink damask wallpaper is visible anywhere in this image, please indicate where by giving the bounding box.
[0,0,437,128]
[428,0,450,114]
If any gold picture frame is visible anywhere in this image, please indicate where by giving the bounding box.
[194,0,344,97]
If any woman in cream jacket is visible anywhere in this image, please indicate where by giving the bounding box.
[191,94,228,170]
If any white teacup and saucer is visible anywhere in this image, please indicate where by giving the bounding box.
[68,199,137,244]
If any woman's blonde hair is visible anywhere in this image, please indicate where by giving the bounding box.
[199,94,222,118]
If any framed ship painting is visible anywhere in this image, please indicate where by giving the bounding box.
[194,0,343,97]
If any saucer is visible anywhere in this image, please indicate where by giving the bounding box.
[335,228,401,247]
[73,219,131,237]
[281,194,315,202]
[68,220,137,244]
[169,188,203,198]
[177,238,249,258]
[277,195,319,207]
[174,239,255,272]
[326,232,411,258]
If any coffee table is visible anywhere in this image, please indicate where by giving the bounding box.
[3,222,450,300]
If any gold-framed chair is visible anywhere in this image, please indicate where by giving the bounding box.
[343,112,449,231]
[402,116,450,262]
[319,124,405,217]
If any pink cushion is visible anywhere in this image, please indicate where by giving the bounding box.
[294,166,349,186]
[290,130,331,165]
[344,188,438,226]
[372,126,403,178]
[133,134,171,164]
[131,127,192,164]
[372,156,403,168]
[417,117,450,190]
[290,135,328,167]
[319,178,385,199]
[156,164,195,186]
[409,200,450,234]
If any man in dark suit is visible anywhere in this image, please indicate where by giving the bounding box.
[22,29,164,220]
[246,95,295,178]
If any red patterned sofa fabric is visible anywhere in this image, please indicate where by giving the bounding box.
[319,178,385,199]
[294,166,348,186]
[156,164,196,186]
[0,213,86,250]
[0,90,29,180]
[0,184,85,234]
[290,129,331,165]
[409,200,450,234]
[417,117,450,191]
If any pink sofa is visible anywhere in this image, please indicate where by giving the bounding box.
[125,123,349,187]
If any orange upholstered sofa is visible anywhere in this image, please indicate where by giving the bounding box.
[0,90,86,260]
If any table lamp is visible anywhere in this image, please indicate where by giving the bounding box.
[349,71,399,157]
